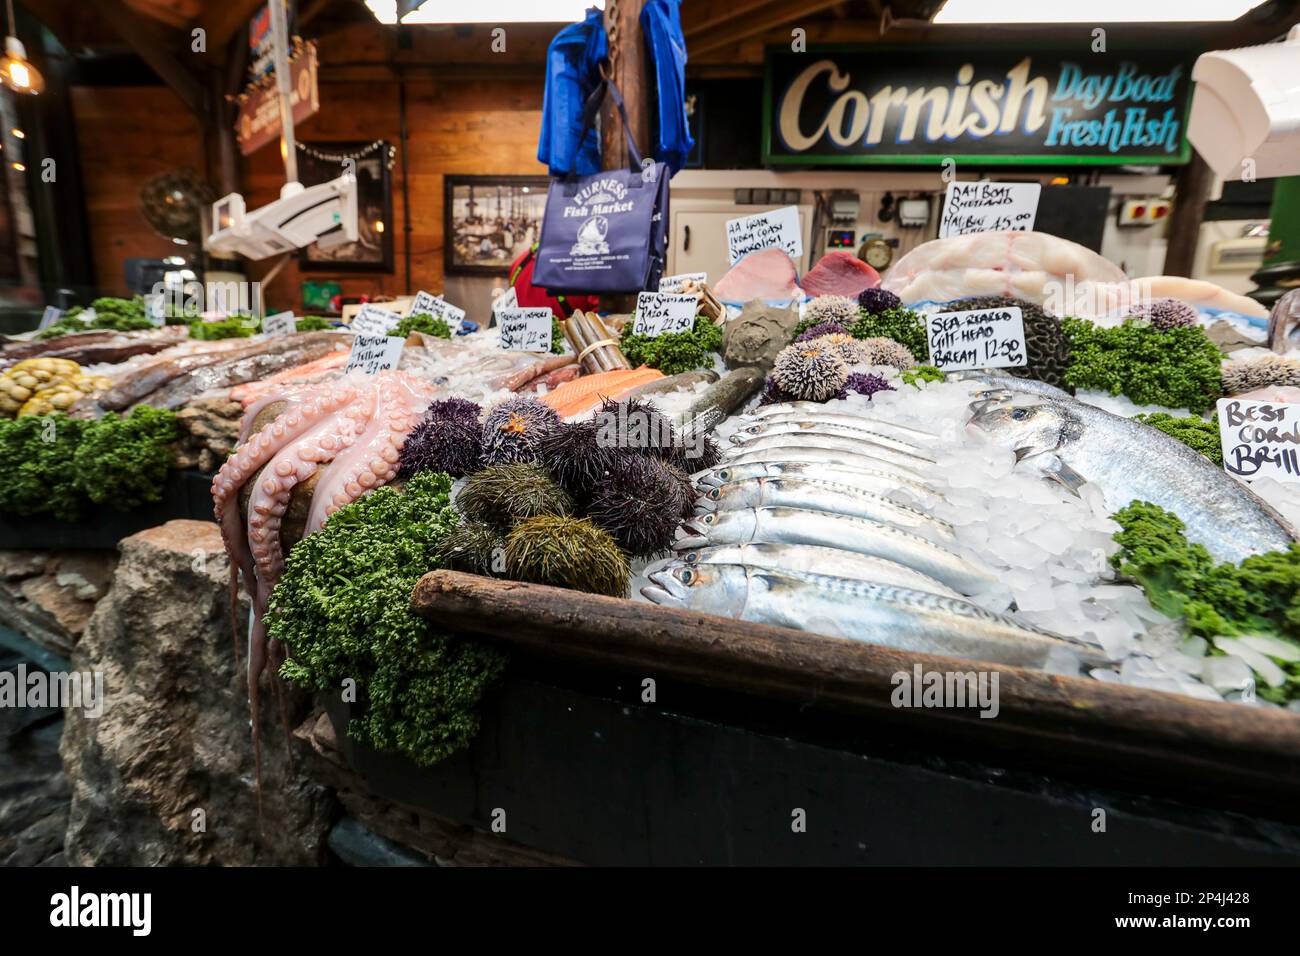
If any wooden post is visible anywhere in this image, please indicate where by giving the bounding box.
[601,0,652,170]
[1163,149,1215,278]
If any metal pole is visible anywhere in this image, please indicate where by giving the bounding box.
[269,0,298,185]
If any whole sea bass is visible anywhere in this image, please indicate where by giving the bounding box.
[677,506,996,594]
[969,395,1297,562]
[672,542,962,597]
[642,563,1108,669]
[696,476,955,540]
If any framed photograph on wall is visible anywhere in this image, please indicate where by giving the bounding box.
[444,175,549,276]
[298,140,395,273]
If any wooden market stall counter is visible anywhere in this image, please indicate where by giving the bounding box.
[318,570,1300,866]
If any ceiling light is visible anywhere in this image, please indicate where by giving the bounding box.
[0,0,42,95]
[934,0,1266,23]
[10,127,22,139]
[402,0,604,24]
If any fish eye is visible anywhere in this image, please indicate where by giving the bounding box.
[678,568,694,584]
[709,489,720,499]
[684,551,698,563]
[1011,408,1032,421]
[703,514,714,524]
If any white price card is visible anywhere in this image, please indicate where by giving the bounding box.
[634,291,697,337]
[38,306,63,330]
[1217,398,1300,485]
[498,308,553,352]
[659,272,707,293]
[926,307,1027,372]
[262,310,296,337]
[345,334,404,375]
[492,287,519,325]
[350,303,402,336]
[939,182,1040,238]
[410,290,465,333]
[143,295,165,326]
[726,206,803,264]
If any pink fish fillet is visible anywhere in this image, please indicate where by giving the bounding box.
[714,247,802,303]
[800,251,880,298]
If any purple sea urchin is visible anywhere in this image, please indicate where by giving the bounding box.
[858,288,901,315]
[480,396,561,466]
[770,341,849,402]
[857,336,916,370]
[757,376,798,406]
[803,295,860,327]
[795,321,849,343]
[1132,297,1199,331]
[837,372,896,401]
[587,453,693,558]
[398,398,483,478]
[535,419,624,502]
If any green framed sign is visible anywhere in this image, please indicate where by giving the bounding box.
[762,44,1196,168]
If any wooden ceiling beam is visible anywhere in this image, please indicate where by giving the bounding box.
[683,0,793,39]
[689,0,851,57]
[96,0,207,116]
[200,0,267,51]
[123,0,201,30]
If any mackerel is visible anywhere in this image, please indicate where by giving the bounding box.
[740,410,938,443]
[677,506,996,594]
[694,460,942,503]
[642,563,1108,669]
[723,434,933,471]
[722,448,932,484]
[729,420,934,460]
[671,542,962,598]
[696,476,955,540]
[969,395,1297,562]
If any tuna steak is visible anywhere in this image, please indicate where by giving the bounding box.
[714,247,801,304]
[800,251,880,298]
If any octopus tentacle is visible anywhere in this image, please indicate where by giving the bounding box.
[305,374,437,533]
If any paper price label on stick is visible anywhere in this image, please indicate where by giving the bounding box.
[143,295,165,327]
[498,308,553,352]
[262,311,296,337]
[726,206,803,264]
[345,334,404,375]
[350,303,402,336]
[659,272,707,293]
[634,292,697,337]
[410,290,465,333]
[939,182,1040,239]
[926,307,1027,372]
[1217,399,1300,485]
[38,306,63,330]
[492,287,518,325]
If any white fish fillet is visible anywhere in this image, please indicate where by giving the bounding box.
[1068,277,1269,320]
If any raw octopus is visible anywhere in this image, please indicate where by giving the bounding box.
[211,370,436,799]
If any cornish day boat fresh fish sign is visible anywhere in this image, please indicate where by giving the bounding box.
[763,46,1195,166]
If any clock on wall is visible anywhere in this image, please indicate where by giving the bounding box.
[860,237,894,272]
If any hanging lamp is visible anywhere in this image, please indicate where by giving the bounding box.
[0,0,43,95]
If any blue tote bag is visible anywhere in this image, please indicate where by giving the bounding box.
[533,79,670,295]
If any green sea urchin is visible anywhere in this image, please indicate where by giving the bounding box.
[435,519,505,575]
[480,397,561,466]
[456,462,574,530]
[505,515,630,597]
[770,341,849,402]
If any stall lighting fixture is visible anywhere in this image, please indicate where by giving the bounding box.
[11,161,23,171]
[0,0,42,95]
[10,128,22,139]
[934,0,1266,22]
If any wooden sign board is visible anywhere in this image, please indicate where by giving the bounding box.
[237,41,320,157]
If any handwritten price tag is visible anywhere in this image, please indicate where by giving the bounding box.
[345,334,404,375]
[350,303,402,336]
[410,290,465,333]
[926,307,1027,372]
[1218,399,1300,485]
[726,206,803,264]
[498,308,553,352]
[940,182,1040,239]
[634,292,697,337]
[659,272,707,293]
[262,311,296,337]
